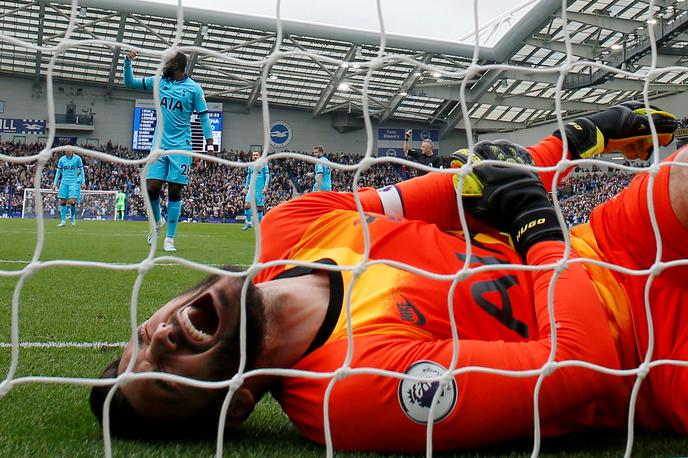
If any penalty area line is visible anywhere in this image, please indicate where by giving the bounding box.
[0,259,250,268]
[0,230,214,238]
[0,341,126,348]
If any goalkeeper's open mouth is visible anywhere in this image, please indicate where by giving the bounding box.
[176,293,220,348]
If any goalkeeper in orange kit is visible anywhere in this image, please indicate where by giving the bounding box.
[90,101,687,452]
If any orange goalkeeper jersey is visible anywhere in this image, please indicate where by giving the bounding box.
[254,140,633,452]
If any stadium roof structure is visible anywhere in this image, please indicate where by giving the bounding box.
[1,0,688,137]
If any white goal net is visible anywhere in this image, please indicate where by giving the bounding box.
[21,189,118,220]
[1,0,687,458]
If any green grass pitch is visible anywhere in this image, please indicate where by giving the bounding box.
[0,218,685,457]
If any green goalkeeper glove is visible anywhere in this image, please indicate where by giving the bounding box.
[450,140,534,198]
[451,140,563,259]
[553,101,678,160]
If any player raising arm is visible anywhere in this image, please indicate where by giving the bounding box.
[403,129,439,174]
[242,151,270,230]
[51,147,85,227]
[90,103,687,452]
[123,50,214,251]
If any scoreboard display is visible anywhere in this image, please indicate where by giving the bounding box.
[132,99,223,151]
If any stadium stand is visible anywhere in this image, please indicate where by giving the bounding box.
[1,140,649,228]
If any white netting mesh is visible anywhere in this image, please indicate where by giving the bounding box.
[1,0,688,457]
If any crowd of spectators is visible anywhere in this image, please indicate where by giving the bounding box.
[557,163,646,227]
[0,143,295,221]
[181,151,294,222]
[1,142,46,217]
[0,141,648,227]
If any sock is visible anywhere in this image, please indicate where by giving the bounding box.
[245,208,252,225]
[167,199,181,238]
[258,210,263,222]
[70,204,77,220]
[150,198,161,223]
[60,205,67,222]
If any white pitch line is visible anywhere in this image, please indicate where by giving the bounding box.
[0,259,250,268]
[0,341,126,348]
[0,230,213,238]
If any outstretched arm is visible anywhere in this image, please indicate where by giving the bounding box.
[122,51,155,92]
[194,86,214,144]
[259,135,560,260]
[525,135,571,192]
[536,102,678,191]
[386,101,679,228]
[364,134,568,232]
[263,106,676,263]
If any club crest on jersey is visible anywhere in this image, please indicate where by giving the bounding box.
[160,96,183,111]
[398,361,457,424]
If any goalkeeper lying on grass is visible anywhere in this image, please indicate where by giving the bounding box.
[90,102,687,452]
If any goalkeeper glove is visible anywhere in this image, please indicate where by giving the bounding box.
[450,139,534,198]
[552,101,678,160]
[451,141,562,259]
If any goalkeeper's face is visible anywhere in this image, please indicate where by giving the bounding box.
[116,274,265,422]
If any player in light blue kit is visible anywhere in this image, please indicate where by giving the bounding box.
[123,50,214,252]
[312,145,332,192]
[242,150,270,230]
[51,147,85,227]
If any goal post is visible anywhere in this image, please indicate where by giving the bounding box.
[21,188,118,220]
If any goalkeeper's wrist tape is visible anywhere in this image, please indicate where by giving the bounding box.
[510,207,564,259]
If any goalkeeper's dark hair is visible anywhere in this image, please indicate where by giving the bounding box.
[89,358,229,440]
